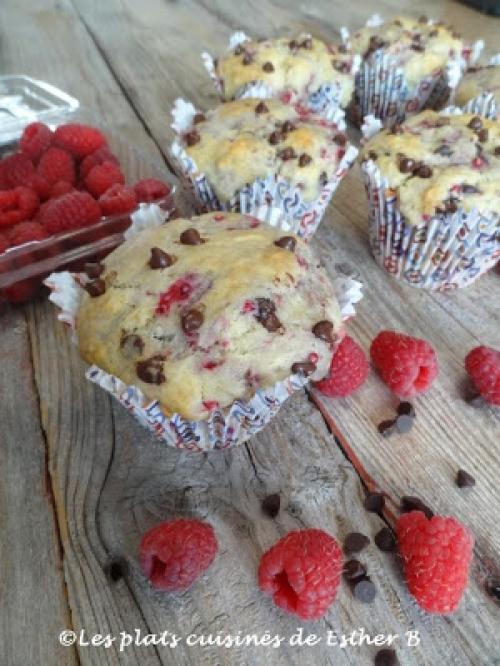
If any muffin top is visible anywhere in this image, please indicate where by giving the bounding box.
[179,98,349,202]
[215,35,356,107]
[456,65,500,109]
[350,16,464,88]
[76,212,343,421]
[360,110,500,226]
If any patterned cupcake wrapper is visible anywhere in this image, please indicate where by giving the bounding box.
[201,31,360,121]
[444,53,499,118]
[45,204,364,452]
[362,160,500,290]
[170,98,358,239]
[462,92,498,120]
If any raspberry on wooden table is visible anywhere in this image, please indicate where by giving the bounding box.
[465,346,500,406]
[397,510,474,614]
[7,221,49,247]
[54,123,107,158]
[0,187,39,227]
[19,122,52,162]
[84,161,125,197]
[370,330,438,397]
[258,529,343,619]
[139,519,218,591]
[37,147,76,186]
[39,191,101,234]
[134,178,171,203]
[313,335,369,397]
[99,184,137,216]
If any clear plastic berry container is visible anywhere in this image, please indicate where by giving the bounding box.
[0,75,178,304]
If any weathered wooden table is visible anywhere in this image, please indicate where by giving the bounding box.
[1,1,499,664]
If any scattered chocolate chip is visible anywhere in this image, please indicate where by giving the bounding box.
[375,648,399,666]
[136,356,165,384]
[398,156,416,173]
[184,129,200,146]
[338,44,347,53]
[333,59,350,72]
[378,419,396,437]
[461,183,481,194]
[312,320,334,343]
[242,52,253,65]
[319,171,329,186]
[364,492,385,513]
[397,401,415,417]
[395,413,414,434]
[344,558,367,581]
[255,101,269,114]
[180,228,204,245]
[333,133,347,146]
[390,124,404,135]
[445,200,458,213]
[84,278,106,297]
[274,236,296,251]
[120,333,144,358]
[344,532,370,554]
[269,130,283,145]
[434,144,453,156]
[193,113,206,124]
[181,308,204,334]
[416,164,433,178]
[233,44,244,55]
[353,577,376,603]
[289,39,299,52]
[374,527,397,552]
[298,153,312,167]
[411,43,425,52]
[149,247,175,269]
[468,116,483,131]
[429,29,438,37]
[456,469,476,488]
[262,61,274,73]
[368,150,378,160]
[401,495,434,519]
[262,493,280,518]
[278,147,297,160]
[84,262,104,279]
[281,120,296,133]
[495,146,500,156]
[104,556,129,583]
[485,577,500,602]
[477,128,489,142]
[301,37,312,49]
[418,14,428,23]
[255,297,282,332]
[291,361,316,376]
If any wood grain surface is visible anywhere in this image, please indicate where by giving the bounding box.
[0,1,499,665]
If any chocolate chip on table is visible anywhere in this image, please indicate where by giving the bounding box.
[181,308,204,334]
[364,492,385,513]
[398,156,416,173]
[274,236,296,251]
[255,298,282,332]
[397,401,415,418]
[291,361,316,376]
[84,278,106,297]
[374,527,397,552]
[255,101,269,114]
[149,247,175,269]
[278,147,297,160]
[375,648,399,666]
[193,112,206,124]
[344,532,370,554]
[103,556,129,583]
[262,61,274,72]
[120,333,145,358]
[456,469,476,488]
[312,320,334,343]
[136,356,165,384]
[416,164,433,178]
[485,577,500,602]
[468,116,483,131]
[298,153,312,167]
[477,128,489,143]
[378,419,396,437]
[343,558,367,581]
[300,37,312,49]
[262,493,280,518]
[180,228,204,245]
[281,120,296,133]
[395,413,414,434]
[184,129,200,146]
[401,495,434,519]
[84,262,104,279]
[353,577,377,603]
[269,130,283,145]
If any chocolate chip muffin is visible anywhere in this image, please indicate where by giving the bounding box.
[360,110,500,226]
[212,34,357,110]
[455,63,500,117]
[174,98,351,204]
[76,212,343,421]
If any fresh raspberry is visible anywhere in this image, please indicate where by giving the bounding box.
[0,153,35,189]
[27,174,52,201]
[40,191,101,234]
[7,221,49,247]
[84,161,125,197]
[1,278,40,304]
[19,122,52,161]
[54,123,107,158]
[79,146,119,179]
[465,345,500,405]
[49,180,75,199]
[258,529,343,619]
[0,187,39,227]
[139,519,218,591]
[134,178,171,203]
[99,184,137,216]
[37,147,76,186]
[397,511,474,614]
[0,232,10,254]
[370,330,439,397]
[314,335,369,397]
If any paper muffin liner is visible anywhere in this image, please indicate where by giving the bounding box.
[201,31,360,122]
[45,206,364,452]
[361,159,500,290]
[453,55,500,120]
[344,14,482,128]
[170,98,358,240]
